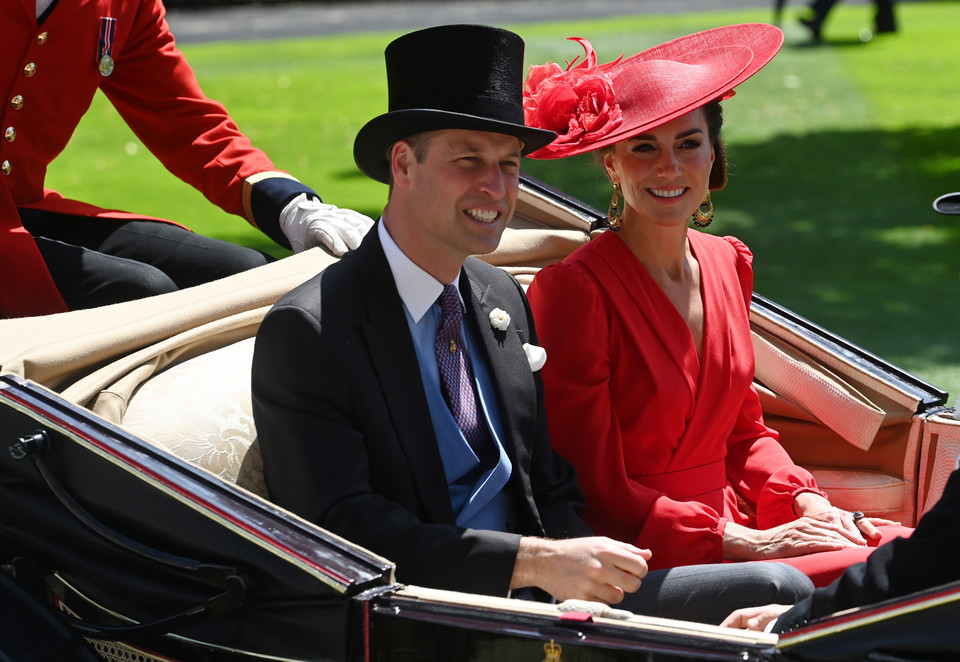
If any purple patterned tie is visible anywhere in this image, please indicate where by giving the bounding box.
[435,284,495,466]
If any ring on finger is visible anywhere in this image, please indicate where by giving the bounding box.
[851,510,865,524]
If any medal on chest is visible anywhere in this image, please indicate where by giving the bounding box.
[97,17,117,76]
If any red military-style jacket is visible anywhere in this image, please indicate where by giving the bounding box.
[1,0,310,317]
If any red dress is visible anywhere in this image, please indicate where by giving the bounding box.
[527,230,909,586]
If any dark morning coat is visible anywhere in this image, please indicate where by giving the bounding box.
[774,465,960,633]
[251,224,591,595]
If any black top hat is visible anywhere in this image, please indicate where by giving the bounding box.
[933,192,960,215]
[353,24,557,184]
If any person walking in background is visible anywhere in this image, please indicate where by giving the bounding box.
[1,0,372,319]
[799,0,897,42]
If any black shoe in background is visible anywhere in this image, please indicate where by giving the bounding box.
[798,14,824,42]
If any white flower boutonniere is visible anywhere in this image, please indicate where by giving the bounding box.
[489,308,511,332]
[522,343,547,372]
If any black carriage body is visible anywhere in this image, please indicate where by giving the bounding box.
[0,375,385,661]
[0,375,786,661]
[3,361,960,662]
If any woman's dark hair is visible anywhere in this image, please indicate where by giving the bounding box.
[703,99,727,191]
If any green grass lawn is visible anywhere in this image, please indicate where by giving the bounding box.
[45,2,960,401]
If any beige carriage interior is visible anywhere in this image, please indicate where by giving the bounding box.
[0,181,956,528]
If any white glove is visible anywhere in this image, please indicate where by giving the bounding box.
[279,193,374,256]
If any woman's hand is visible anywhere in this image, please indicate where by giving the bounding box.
[794,492,899,543]
[723,493,903,561]
[723,519,864,562]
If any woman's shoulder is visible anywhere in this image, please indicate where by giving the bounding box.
[690,232,756,302]
[690,231,754,268]
[721,234,754,266]
[531,256,595,296]
[540,230,625,273]
[528,233,619,300]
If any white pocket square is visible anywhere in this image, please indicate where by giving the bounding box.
[522,343,547,372]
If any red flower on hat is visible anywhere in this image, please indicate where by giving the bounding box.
[524,38,624,157]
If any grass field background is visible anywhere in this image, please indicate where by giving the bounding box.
[45,2,960,401]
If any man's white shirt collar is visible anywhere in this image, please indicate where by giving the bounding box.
[378,221,462,323]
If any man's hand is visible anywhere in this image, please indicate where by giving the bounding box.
[719,604,791,631]
[511,536,651,604]
[280,193,374,256]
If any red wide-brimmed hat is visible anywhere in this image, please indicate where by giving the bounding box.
[523,23,784,159]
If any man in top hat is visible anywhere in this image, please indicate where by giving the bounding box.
[252,24,812,622]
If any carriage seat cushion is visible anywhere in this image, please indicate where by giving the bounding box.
[120,337,269,499]
[805,467,906,519]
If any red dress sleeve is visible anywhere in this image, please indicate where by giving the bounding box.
[720,237,825,528]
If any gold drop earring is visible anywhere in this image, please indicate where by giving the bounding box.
[608,183,623,232]
[692,191,714,228]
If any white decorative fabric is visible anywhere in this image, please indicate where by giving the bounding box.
[121,338,268,499]
[752,327,885,451]
[522,343,547,372]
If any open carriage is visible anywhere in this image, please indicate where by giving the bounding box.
[1,175,958,661]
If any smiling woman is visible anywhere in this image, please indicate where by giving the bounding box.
[523,23,914,588]
[596,106,718,233]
